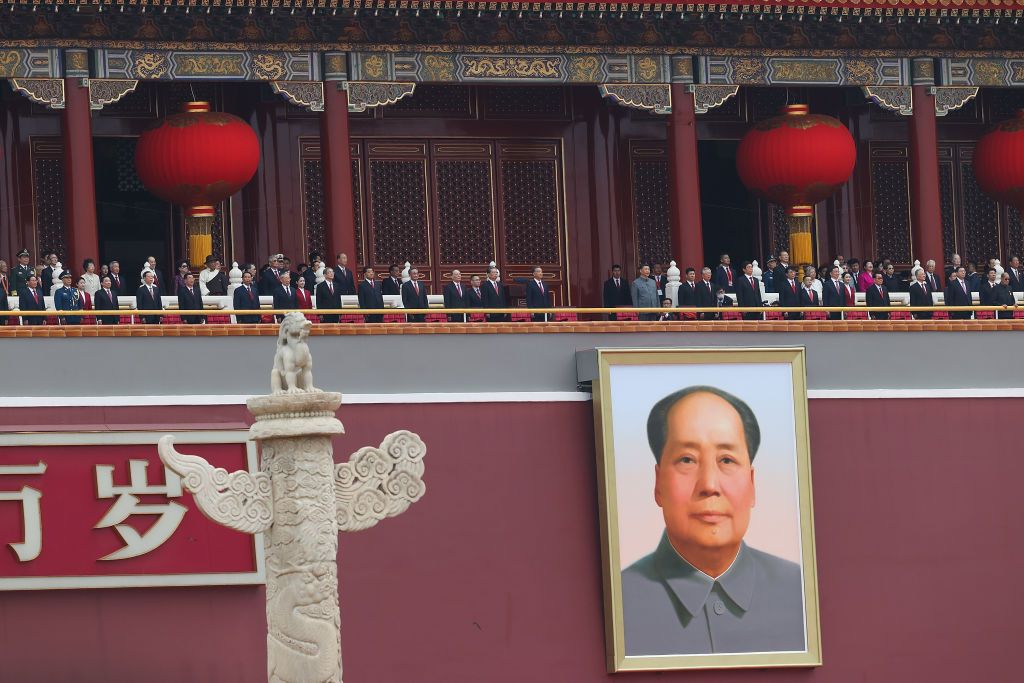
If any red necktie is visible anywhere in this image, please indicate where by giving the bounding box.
[32,290,38,304]
[328,282,333,294]
[456,284,462,296]
[414,282,419,294]
[791,281,796,293]
[726,269,732,285]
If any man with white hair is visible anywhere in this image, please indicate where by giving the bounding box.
[924,259,942,293]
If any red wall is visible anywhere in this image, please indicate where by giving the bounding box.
[0,398,1020,681]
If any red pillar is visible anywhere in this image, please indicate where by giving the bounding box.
[61,78,99,274]
[909,85,944,264]
[321,83,359,265]
[667,84,705,270]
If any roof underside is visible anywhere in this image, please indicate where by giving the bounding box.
[7,0,1024,15]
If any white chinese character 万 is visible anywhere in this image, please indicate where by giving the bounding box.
[95,459,186,561]
[0,463,46,562]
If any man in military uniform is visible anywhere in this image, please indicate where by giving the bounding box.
[53,271,84,325]
[12,249,33,295]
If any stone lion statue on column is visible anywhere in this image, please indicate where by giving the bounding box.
[272,312,318,394]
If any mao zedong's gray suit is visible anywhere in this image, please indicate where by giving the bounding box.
[621,533,805,656]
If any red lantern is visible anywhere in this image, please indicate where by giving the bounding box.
[974,110,1024,216]
[134,101,260,265]
[736,104,857,265]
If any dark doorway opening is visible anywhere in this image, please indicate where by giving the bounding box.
[698,140,757,268]
[93,137,172,290]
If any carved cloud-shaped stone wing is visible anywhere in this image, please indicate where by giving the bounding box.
[158,435,273,534]
[335,430,427,532]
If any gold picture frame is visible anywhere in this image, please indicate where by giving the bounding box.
[593,347,820,672]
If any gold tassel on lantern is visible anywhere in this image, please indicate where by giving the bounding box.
[785,205,814,267]
[186,205,215,269]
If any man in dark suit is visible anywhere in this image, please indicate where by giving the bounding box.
[994,272,1016,319]
[333,252,357,296]
[273,272,298,323]
[400,267,429,322]
[602,264,632,320]
[712,253,736,293]
[524,266,551,322]
[381,264,403,296]
[944,266,973,320]
[481,267,508,322]
[358,266,385,323]
[676,268,699,320]
[465,275,485,313]
[443,269,469,322]
[696,267,716,320]
[19,274,46,325]
[772,251,792,291]
[909,270,933,320]
[95,275,120,325]
[822,265,845,320]
[108,260,127,295]
[40,251,59,294]
[258,254,284,296]
[233,271,263,323]
[924,259,942,293]
[776,266,802,320]
[711,287,734,319]
[301,252,323,293]
[865,272,892,320]
[177,272,205,324]
[799,276,821,309]
[136,271,163,324]
[882,263,902,293]
[315,267,343,323]
[652,263,666,301]
[1006,256,1024,293]
[734,261,762,320]
[979,267,1001,306]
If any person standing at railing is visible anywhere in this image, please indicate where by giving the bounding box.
[401,268,429,323]
[712,253,735,293]
[524,267,551,322]
[53,271,84,325]
[465,275,485,315]
[994,272,1016,319]
[777,267,801,320]
[95,276,120,325]
[315,268,342,323]
[333,253,356,296]
[272,272,298,323]
[924,259,943,293]
[909,270,932,320]
[696,267,715,320]
[602,264,632,321]
[136,270,163,325]
[822,265,845,320]
[979,267,1000,307]
[799,276,820,310]
[482,266,509,322]
[631,264,658,321]
[358,266,385,323]
[443,269,468,323]
[945,267,972,320]
[677,268,698,320]
[177,272,205,325]
[866,272,891,320]
[735,262,763,321]
[108,260,127,295]
[233,270,263,324]
[19,273,46,326]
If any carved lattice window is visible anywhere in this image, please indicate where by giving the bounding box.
[302,158,327,257]
[938,159,957,264]
[959,160,1001,265]
[485,86,568,119]
[436,160,494,264]
[632,158,672,268]
[31,142,67,259]
[386,85,474,118]
[369,159,429,264]
[352,157,364,265]
[1008,208,1024,259]
[869,147,912,264]
[500,159,560,264]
